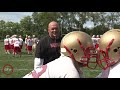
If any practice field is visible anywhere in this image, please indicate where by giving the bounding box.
[0,41,34,78]
[0,41,102,78]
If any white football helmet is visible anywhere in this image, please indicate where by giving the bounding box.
[96,35,99,38]
[98,29,120,70]
[33,35,35,38]
[60,31,98,69]
[92,35,96,38]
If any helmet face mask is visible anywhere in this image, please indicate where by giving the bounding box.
[61,31,98,69]
[98,29,120,70]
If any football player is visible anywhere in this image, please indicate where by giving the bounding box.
[96,29,120,78]
[23,31,97,78]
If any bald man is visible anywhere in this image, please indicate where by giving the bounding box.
[34,21,62,69]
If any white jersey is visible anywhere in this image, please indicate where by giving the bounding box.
[95,37,100,44]
[32,38,38,44]
[9,38,13,45]
[18,38,23,45]
[23,54,83,78]
[91,37,97,47]
[14,40,20,47]
[12,38,19,44]
[4,38,9,45]
[25,38,28,44]
[96,61,120,78]
[108,62,120,78]
[27,39,33,46]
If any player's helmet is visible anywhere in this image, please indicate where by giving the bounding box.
[28,36,31,38]
[61,31,98,69]
[33,35,35,38]
[19,35,22,38]
[6,35,9,38]
[98,29,120,70]
[92,35,95,38]
[96,35,99,38]
[14,35,17,38]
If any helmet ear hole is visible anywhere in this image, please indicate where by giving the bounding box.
[73,49,77,53]
[60,31,93,62]
[118,47,120,49]
[71,48,78,53]
[113,48,118,52]
[99,29,120,68]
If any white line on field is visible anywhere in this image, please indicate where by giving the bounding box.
[84,70,102,72]
[0,69,101,71]
[0,60,33,61]
[0,69,33,71]
[14,69,33,70]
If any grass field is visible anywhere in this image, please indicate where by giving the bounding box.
[0,41,102,78]
[0,41,34,78]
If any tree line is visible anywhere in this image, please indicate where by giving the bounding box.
[0,12,120,40]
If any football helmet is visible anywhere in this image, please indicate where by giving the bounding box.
[96,35,100,38]
[92,35,96,38]
[60,31,98,69]
[33,35,35,38]
[98,29,120,70]
[6,35,9,38]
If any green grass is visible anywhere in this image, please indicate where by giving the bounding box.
[0,41,102,78]
[0,41,34,78]
[81,66,102,78]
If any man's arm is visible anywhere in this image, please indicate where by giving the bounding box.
[34,58,44,69]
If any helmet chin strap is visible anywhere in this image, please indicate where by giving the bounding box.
[98,39,114,70]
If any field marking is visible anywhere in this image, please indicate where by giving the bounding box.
[14,69,33,71]
[0,69,33,71]
[0,60,33,61]
[84,70,101,72]
[0,69,101,71]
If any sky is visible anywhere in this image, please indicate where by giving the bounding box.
[0,12,94,28]
[83,21,94,28]
[0,12,33,23]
